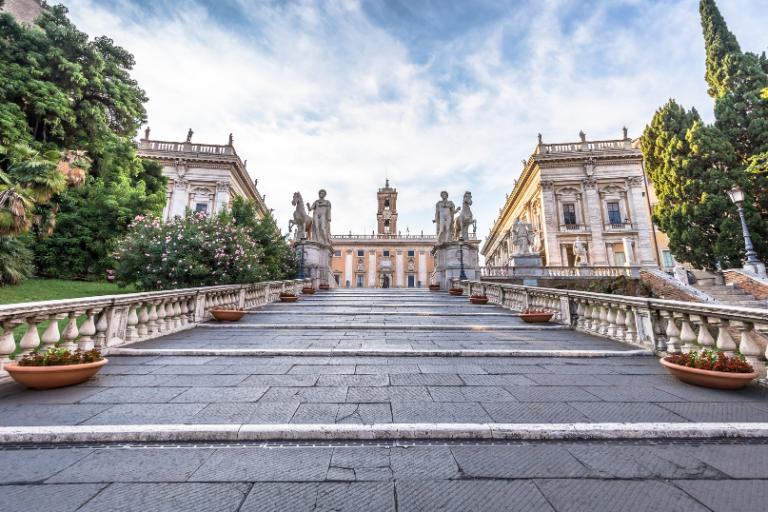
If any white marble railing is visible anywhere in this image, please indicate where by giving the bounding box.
[0,278,310,376]
[538,139,633,154]
[454,279,768,377]
[138,140,235,156]
[481,266,641,278]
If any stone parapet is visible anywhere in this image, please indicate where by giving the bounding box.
[723,269,768,301]
[639,269,717,303]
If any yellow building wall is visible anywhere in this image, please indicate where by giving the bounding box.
[330,242,435,288]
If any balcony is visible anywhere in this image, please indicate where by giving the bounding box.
[604,222,634,231]
[559,224,589,232]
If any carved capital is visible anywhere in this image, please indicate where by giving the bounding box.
[627,176,645,187]
[540,180,555,192]
[583,177,598,190]
[216,180,229,193]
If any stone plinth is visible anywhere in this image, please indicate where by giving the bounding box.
[509,254,544,276]
[295,240,336,288]
[431,240,481,289]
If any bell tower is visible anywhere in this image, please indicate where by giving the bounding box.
[376,179,398,236]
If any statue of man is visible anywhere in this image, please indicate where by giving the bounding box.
[574,238,588,266]
[433,191,456,245]
[186,128,194,142]
[511,219,533,254]
[307,189,331,245]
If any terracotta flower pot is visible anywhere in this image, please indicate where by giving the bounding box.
[660,358,758,390]
[210,309,246,322]
[428,284,441,291]
[520,312,554,323]
[280,295,299,303]
[302,287,316,295]
[4,359,108,390]
[449,288,463,296]
[470,296,489,305]
[319,284,330,290]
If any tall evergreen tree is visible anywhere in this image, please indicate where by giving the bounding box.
[642,0,768,270]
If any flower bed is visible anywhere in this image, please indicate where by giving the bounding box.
[661,349,757,389]
[5,348,108,389]
[469,294,488,304]
[520,309,553,323]
[449,288,464,296]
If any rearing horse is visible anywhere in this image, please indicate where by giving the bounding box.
[454,191,476,241]
[288,191,312,240]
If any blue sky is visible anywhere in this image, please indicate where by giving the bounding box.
[65,0,768,238]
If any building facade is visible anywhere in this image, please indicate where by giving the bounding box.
[137,131,268,220]
[482,130,672,269]
[1,0,45,24]
[330,181,437,288]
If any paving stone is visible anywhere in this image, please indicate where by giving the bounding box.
[81,374,175,387]
[389,373,463,386]
[0,484,106,512]
[158,375,249,387]
[569,402,688,422]
[397,480,553,512]
[147,365,234,375]
[190,447,332,481]
[317,374,389,387]
[330,447,392,480]
[688,444,768,478]
[459,374,536,386]
[525,374,611,386]
[419,364,487,374]
[356,364,420,374]
[505,386,602,402]
[674,480,768,512]
[170,387,267,403]
[536,479,709,512]
[428,386,516,402]
[1,386,104,404]
[82,403,207,425]
[259,386,348,403]
[237,374,317,387]
[336,403,392,423]
[191,403,273,423]
[241,482,395,512]
[78,482,250,512]
[292,403,341,423]
[581,386,684,402]
[0,404,110,426]
[391,401,491,422]
[482,402,591,423]
[0,448,93,483]
[144,356,221,365]
[107,356,160,365]
[48,448,213,483]
[655,383,768,402]
[390,446,460,479]
[346,386,431,402]
[80,387,188,403]
[451,445,591,478]
[659,402,768,422]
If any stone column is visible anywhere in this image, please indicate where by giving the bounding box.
[540,181,562,265]
[367,250,377,287]
[396,250,404,288]
[344,250,353,288]
[170,179,188,218]
[628,176,657,265]
[622,237,635,266]
[418,251,427,287]
[583,178,608,265]
[214,181,229,214]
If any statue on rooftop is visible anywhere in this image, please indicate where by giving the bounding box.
[186,128,193,142]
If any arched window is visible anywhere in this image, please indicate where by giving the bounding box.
[384,199,390,210]
[384,219,390,233]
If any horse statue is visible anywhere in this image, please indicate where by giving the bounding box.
[454,191,477,241]
[288,191,312,240]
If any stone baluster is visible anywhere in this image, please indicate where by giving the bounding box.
[624,307,637,344]
[138,304,150,336]
[126,304,140,341]
[710,318,736,355]
[690,315,714,348]
[605,305,617,337]
[156,302,167,332]
[730,321,765,377]
[60,312,80,351]
[147,303,159,334]
[171,300,182,329]
[660,311,681,354]
[614,307,626,340]
[95,309,109,348]
[179,299,189,326]
[575,301,586,330]
[19,318,42,355]
[678,314,697,353]
[0,320,21,365]
[41,314,65,350]
[598,305,609,335]
[77,309,99,350]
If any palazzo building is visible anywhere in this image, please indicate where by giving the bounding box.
[137,130,268,220]
[482,130,673,269]
[330,181,438,288]
[1,0,46,24]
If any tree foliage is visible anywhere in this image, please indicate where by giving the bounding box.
[641,0,768,270]
[0,6,164,280]
[0,235,33,285]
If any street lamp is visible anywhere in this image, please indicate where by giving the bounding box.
[727,185,766,276]
[297,238,306,279]
[458,237,467,280]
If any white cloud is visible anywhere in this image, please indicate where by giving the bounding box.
[62,0,768,239]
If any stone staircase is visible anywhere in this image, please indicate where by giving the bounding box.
[692,272,768,308]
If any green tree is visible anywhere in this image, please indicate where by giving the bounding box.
[0,235,33,285]
[641,0,768,270]
[231,197,296,280]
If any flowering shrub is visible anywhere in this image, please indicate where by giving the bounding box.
[114,211,263,291]
[17,347,103,366]
[665,349,754,373]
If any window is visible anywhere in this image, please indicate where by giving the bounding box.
[382,250,390,257]
[356,274,364,287]
[607,202,622,224]
[334,250,341,257]
[613,251,626,266]
[384,199,390,210]
[357,250,364,257]
[662,250,675,267]
[407,250,415,257]
[562,203,577,225]
[407,275,415,288]
[195,203,208,213]
[384,219,390,234]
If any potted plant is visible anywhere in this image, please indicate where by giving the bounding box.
[210,308,246,321]
[469,294,489,305]
[449,287,464,296]
[302,286,316,295]
[660,349,757,390]
[428,283,441,291]
[279,292,299,303]
[319,283,330,290]
[520,309,554,323]
[4,347,108,390]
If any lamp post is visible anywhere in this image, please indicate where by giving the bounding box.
[727,185,766,276]
[459,237,467,280]
[297,238,306,279]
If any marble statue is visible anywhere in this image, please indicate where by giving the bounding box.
[288,191,312,240]
[574,237,588,266]
[511,219,535,255]
[454,191,476,241]
[186,128,194,142]
[434,191,456,245]
[307,189,332,246]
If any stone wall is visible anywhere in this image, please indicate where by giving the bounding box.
[638,269,715,303]
[723,270,768,300]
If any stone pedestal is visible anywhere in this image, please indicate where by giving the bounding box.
[295,240,336,288]
[744,261,767,277]
[509,254,545,276]
[431,240,481,290]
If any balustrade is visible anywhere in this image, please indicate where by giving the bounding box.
[451,279,768,378]
[0,278,310,377]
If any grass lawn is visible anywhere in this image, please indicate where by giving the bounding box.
[0,278,135,305]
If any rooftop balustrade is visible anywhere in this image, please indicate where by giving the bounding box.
[138,139,236,157]
[453,279,768,378]
[481,266,640,278]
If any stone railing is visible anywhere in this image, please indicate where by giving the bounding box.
[137,139,236,156]
[538,139,634,154]
[0,278,310,376]
[481,266,641,278]
[454,279,768,377]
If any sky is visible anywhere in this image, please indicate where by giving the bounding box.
[63,0,768,239]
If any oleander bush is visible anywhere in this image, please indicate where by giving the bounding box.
[114,210,263,291]
[17,347,103,367]
[665,349,754,373]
